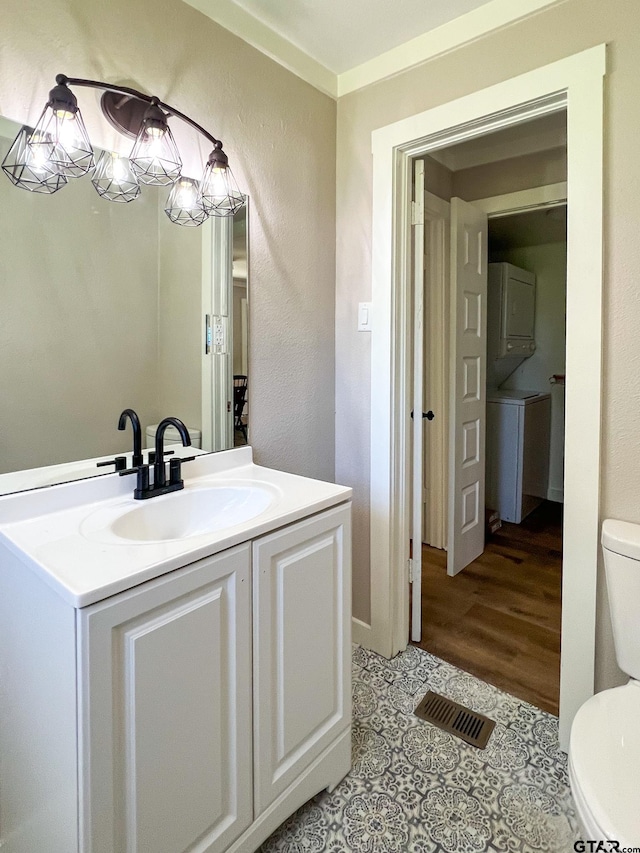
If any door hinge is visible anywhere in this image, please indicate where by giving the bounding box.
[411,199,424,226]
[408,558,415,583]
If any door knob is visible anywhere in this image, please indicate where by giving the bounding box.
[410,411,435,420]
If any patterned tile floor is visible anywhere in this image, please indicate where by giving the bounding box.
[260,645,580,853]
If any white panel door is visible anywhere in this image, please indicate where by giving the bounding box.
[447,198,488,576]
[78,545,252,853]
[252,504,352,816]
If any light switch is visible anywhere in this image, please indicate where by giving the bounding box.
[358,302,372,332]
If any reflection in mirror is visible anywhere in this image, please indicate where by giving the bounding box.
[233,205,249,447]
[0,115,248,495]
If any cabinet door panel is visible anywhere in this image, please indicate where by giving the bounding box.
[253,504,351,815]
[78,545,252,853]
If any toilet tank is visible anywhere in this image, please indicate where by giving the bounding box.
[601,519,640,680]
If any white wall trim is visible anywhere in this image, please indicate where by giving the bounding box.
[369,44,605,750]
[181,0,338,98]
[181,0,563,100]
[352,617,373,648]
[338,0,564,96]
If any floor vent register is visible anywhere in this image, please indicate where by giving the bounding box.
[414,690,496,749]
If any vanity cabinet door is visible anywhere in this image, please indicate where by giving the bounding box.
[77,545,252,853]
[252,503,352,815]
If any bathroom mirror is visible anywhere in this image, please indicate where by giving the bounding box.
[0,115,248,495]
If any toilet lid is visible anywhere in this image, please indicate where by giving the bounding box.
[570,683,640,845]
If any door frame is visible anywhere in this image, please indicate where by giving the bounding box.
[415,183,567,635]
[420,183,567,549]
[368,44,605,749]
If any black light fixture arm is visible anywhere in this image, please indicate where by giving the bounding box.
[54,74,222,149]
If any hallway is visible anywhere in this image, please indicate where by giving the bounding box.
[413,502,562,714]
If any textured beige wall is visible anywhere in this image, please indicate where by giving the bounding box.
[336,0,639,690]
[453,147,567,200]
[424,154,453,201]
[426,146,566,206]
[0,0,337,482]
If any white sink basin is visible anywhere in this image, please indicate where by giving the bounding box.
[81,481,279,544]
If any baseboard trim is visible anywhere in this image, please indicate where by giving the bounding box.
[352,617,373,648]
[547,486,564,503]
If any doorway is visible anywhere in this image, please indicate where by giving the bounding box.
[414,193,568,714]
[367,45,605,749]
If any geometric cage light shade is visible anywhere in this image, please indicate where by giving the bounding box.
[129,99,182,187]
[1,74,246,226]
[91,150,140,203]
[29,100,95,179]
[165,177,209,226]
[199,163,245,217]
[198,143,245,217]
[1,125,68,194]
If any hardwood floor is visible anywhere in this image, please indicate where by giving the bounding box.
[413,501,562,715]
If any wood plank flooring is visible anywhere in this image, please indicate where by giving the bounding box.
[413,501,562,715]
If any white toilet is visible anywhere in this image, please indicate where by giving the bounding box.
[145,423,202,450]
[568,519,640,845]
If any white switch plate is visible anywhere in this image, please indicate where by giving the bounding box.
[358,302,372,332]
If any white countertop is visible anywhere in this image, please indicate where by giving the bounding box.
[0,447,351,608]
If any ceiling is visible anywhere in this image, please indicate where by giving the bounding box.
[182,0,562,96]
[227,0,493,74]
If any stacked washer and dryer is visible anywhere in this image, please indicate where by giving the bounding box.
[485,262,552,523]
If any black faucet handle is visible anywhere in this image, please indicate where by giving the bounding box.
[147,449,175,465]
[133,465,150,499]
[169,457,183,486]
[97,455,128,471]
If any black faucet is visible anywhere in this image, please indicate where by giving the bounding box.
[133,416,191,500]
[118,409,144,468]
[154,417,191,487]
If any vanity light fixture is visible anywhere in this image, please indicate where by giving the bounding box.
[1,74,245,226]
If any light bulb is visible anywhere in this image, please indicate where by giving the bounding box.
[57,114,83,152]
[111,154,129,185]
[26,134,50,174]
[174,179,197,208]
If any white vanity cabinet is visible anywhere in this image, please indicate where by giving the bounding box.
[252,506,351,817]
[0,493,351,853]
[78,545,253,853]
